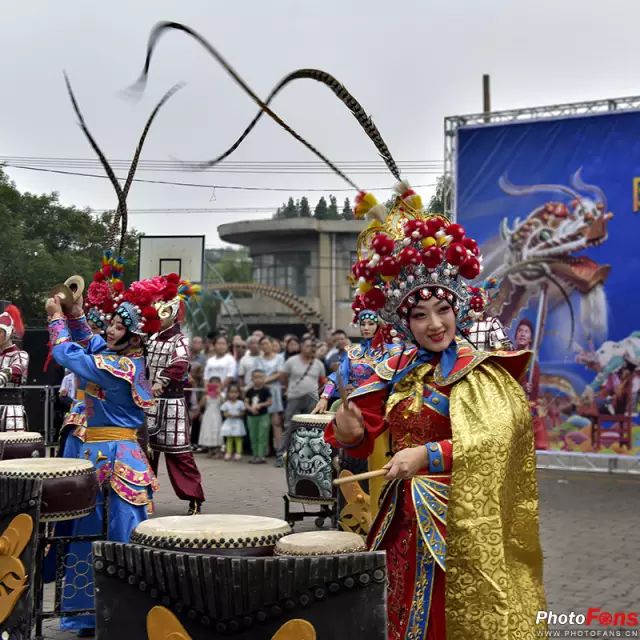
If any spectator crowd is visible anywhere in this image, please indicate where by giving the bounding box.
[185,329,351,466]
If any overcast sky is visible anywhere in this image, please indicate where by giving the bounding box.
[3,0,640,247]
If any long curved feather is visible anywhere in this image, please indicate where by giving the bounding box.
[129,21,361,190]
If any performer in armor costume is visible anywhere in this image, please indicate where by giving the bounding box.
[0,305,29,432]
[461,279,513,352]
[129,27,546,636]
[145,275,205,515]
[46,279,161,635]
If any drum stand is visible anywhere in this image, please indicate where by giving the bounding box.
[33,488,110,640]
[283,494,337,529]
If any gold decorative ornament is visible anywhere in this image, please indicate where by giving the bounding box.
[146,606,191,640]
[0,513,33,623]
[146,606,317,640]
[271,619,317,640]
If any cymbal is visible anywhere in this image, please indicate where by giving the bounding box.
[49,284,74,313]
[64,275,85,300]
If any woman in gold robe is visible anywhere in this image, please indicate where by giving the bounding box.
[325,184,547,640]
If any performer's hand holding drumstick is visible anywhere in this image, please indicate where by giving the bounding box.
[333,371,364,446]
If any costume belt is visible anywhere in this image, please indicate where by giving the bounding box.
[85,427,138,442]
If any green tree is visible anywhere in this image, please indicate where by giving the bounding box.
[326,194,340,219]
[299,196,311,217]
[342,197,353,220]
[426,175,452,214]
[314,196,329,219]
[0,169,139,327]
[274,197,298,219]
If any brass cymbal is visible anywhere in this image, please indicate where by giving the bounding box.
[64,275,85,301]
[49,284,74,313]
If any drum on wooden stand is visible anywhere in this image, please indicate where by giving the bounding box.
[0,431,45,460]
[0,457,100,640]
[0,457,98,522]
[283,413,337,529]
[131,514,292,556]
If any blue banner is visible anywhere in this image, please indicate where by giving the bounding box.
[456,110,640,455]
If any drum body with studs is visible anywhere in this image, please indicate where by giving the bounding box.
[0,431,45,460]
[275,530,367,556]
[285,413,335,501]
[132,514,292,556]
[0,457,98,522]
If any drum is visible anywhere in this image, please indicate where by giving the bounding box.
[131,514,292,556]
[286,413,335,501]
[0,457,98,522]
[275,530,367,557]
[0,431,45,460]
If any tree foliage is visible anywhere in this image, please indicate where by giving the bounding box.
[342,197,353,220]
[273,194,354,220]
[0,169,139,327]
[426,175,452,214]
[313,196,328,219]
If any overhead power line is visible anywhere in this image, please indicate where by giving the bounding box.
[1,163,437,193]
[0,156,443,175]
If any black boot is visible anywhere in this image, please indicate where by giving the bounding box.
[188,499,202,515]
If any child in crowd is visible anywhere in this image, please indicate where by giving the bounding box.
[198,376,223,457]
[244,369,272,464]
[220,384,246,461]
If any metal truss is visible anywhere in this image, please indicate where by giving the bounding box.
[443,93,640,218]
[536,450,640,475]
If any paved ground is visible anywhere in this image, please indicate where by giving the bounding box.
[39,456,639,638]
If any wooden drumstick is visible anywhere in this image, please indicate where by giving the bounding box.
[336,369,349,405]
[333,468,387,486]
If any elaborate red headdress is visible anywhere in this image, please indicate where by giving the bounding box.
[0,305,25,340]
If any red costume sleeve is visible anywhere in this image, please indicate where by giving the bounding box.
[324,388,388,458]
[436,439,453,472]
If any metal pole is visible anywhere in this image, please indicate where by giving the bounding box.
[529,283,549,385]
[483,74,491,122]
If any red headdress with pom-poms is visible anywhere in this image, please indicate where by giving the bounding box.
[153,273,202,327]
[0,305,25,340]
[115,276,167,337]
[349,181,486,338]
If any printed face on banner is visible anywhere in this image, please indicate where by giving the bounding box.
[456,110,640,456]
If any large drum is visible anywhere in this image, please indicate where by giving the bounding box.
[131,514,291,556]
[0,431,45,460]
[275,530,367,556]
[0,457,98,522]
[286,413,335,501]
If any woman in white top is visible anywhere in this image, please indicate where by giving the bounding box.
[257,336,285,460]
[204,336,237,389]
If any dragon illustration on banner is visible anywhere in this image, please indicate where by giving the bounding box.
[485,168,613,341]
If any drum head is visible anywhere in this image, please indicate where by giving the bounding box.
[0,457,94,477]
[275,530,366,556]
[0,431,43,442]
[291,413,335,426]
[133,514,291,550]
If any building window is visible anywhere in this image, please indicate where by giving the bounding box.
[253,252,311,296]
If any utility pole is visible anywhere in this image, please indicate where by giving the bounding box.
[483,74,491,122]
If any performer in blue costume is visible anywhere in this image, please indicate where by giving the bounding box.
[46,275,163,637]
[314,307,401,414]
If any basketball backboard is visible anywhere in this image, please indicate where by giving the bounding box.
[138,235,205,283]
